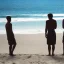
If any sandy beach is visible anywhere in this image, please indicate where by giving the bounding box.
[0,54,64,64]
[0,33,64,64]
[0,33,63,54]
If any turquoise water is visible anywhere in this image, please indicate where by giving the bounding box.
[0,0,64,34]
[0,14,63,34]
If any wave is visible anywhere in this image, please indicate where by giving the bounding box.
[0,13,63,34]
[11,13,64,17]
[0,29,63,34]
[0,17,64,22]
[0,13,64,18]
[0,13,64,22]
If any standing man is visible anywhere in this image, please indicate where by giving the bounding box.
[62,19,64,55]
[5,16,16,56]
[45,13,57,56]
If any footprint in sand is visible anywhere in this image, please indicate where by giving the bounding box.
[12,63,16,64]
[27,55,31,59]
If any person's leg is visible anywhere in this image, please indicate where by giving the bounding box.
[52,45,55,56]
[48,45,51,56]
[62,33,64,55]
[9,45,12,55]
[12,43,16,55]
[63,43,64,55]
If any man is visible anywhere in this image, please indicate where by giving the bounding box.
[45,13,57,56]
[62,19,64,55]
[5,16,16,56]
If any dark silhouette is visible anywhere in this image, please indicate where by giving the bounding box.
[62,19,64,55]
[45,13,57,56]
[5,16,16,56]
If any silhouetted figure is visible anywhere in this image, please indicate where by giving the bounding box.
[5,16,16,56]
[45,13,57,56]
[62,19,64,55]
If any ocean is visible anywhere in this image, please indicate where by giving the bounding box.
[0,8,64,34]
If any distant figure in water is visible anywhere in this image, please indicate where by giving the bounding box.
[62,19,64,55]
[5,16,16,56]
[45,13,57,56]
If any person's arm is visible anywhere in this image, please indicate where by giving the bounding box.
[5,24,8,33]
[11,24,13,32]
[45,21,48,38]
[11,24,14,36]
[62,19,64,29]
[54,20,57,29]
[55,20,57,29]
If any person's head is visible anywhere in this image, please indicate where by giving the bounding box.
[48,13,53,20]
[6,16,11,23]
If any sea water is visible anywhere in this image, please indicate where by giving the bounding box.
[0,13,64,34]
[0,8,64,34]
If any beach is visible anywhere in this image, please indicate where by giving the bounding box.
[0,33,63,54]
[0,0,64,63]
[0,33,64,64]
[0,14,63,64]
[0,54,64,64]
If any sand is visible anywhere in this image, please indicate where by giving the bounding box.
[0,54,64,64]
[0,33,64,64]
[0,33,63,54]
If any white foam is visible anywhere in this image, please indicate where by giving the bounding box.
[0,13,64,22]
[0,17,64,23]
[20,13,64,16]
[0,29,63,34]
[0,30,6,34]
